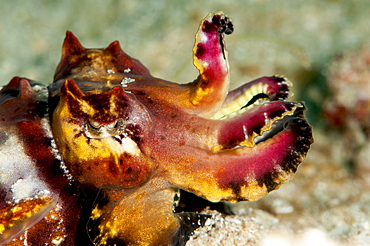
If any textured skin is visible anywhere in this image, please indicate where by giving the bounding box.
[0,12,313,245]
[0,78,83,245]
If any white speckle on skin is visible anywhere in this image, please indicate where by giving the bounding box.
[120,137,141,156]
[32,84,49,103]
[0,130,49,202]
[198,31,208,44]
[23,230,28,246]
[124,68,131,73]
[121,77,135,87]
[264,112,270,125]
[51,236,65,245]
[40,117,74,182]
[201,61,209,69]
[11,179,51,202]
[242,125,249,141]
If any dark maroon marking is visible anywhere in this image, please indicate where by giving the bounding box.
[202,15,230,35]
[62,81,128,123]
[195,43,206,59]
[125,124,143,144]
[212,15,221,25]
[203,20,218,34]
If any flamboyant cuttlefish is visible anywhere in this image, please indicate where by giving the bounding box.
[0,12,313,245]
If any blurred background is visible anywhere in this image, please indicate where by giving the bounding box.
[1,0,370,245]
[1,0,369,124]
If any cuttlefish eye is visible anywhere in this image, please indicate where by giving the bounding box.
[85,118,126,139]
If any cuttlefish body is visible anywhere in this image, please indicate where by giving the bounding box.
[0,12,312,245]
